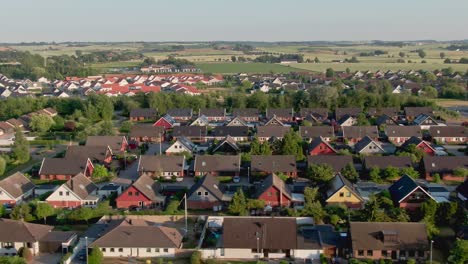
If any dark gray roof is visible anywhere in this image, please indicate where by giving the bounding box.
[309,137,336,152]
[199,108,225,117]
[172,126,207,137]
[212,126,249,137]
[194,155,241,173]
[335,107,362,120]
[39,158,89,175]
[132,173,165,202]
[367,107,399,117]
[429,126,467,138]
[256,126,290,138]
[423,156,468,174]
[251,155,297,173]
[266,108,293,119]
[299,108,328,120]
[65,145,111,163]
[342,126,379,139]
[326,174,363,201]
[212,136,240,153]
[364,156,413,170]
[354,136,383,153]
[388,175,432,203]
[138,155,185,172]
[299,126,334,139]
[130,108,157,118]
[232,108,260,118]
[404,107,433,117]
[86,136,127,151]
[0,218,53,243]
[166,108,193,118]
[0,172,35,199]
[385,125,422,138]
[130,124,165,138]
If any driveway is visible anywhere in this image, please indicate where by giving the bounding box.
[33,253,62,264]
[146,142,170,155]
[442,144,466,156]
[113,159,139,186]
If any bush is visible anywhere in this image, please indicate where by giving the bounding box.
[190,251,201,264]
[88,246,103,264]
[60,252,72,264]
[18,247,33,262]
[320,253,327,264]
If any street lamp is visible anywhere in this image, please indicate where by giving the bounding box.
[430,240,434,264]
[85,236,88,264]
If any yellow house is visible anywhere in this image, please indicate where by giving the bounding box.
[326,174,364,209]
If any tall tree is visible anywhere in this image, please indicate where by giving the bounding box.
[35,203,55,224]
[30,114,55,133]
[228,189,248,216]
[0,156,6,176]
[281,130,305,161]
[448,239,468,264]
[307,164,334,183]
[341,163,359,182]
[88,246,104,264]
[11,129,30,164]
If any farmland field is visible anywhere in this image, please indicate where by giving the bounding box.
[292,62,468,73]
[196,62,303,74]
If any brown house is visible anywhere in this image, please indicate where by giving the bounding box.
[299,126,335,142]
[342,126,379,144]
[251,155,297,177]
[38,158,94,181]
[265,108,294,122]
[137,155,185,179]
[232,108,260,122]
[172,126,207,143]
[129,108,157,121]
[385,126,422,145]
[129,124,165,143]
[404,107,433,121]
[350,222,429,261]
[86,136,128,153]
[256,126,290,142]
[423,156,468,182]
[429,126,467,144]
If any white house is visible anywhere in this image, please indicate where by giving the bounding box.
[46,173,99,209]
[0,172,35,206]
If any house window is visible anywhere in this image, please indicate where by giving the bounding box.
[102,248,106,252]
[204,192,208,196]
[118,248,123,252]
[367,250,373,257]
[163,248,168,252]
[59,191,63,196]
[110,248,115,252]
[155,248,160,252]
[146,248,151,253]
[381,250,388,257]
[135,192,140,196]
[267,192,272,196]
[128,191,133,196]
[66,192,70,196]
[418,250,424,257]
[400,250,406,257]
[357,250,364,256]
[346,192,351,197]
[409,250,415,257]
[339,192,344,197]
[4,242,13,248]
[197,191,202,196]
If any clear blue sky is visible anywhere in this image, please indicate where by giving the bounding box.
[1,0,467,42]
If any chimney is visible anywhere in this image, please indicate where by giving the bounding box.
[70,179,73,190]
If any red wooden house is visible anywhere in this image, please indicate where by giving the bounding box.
[116,173,165,209]
[254,174,292,207]
[401,136,436,155]
[153,114,177,130]
[308,137,337,155]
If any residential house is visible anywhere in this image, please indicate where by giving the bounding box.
[256,126,290,142]
[194,155,241,177]
[97,184,123,200]
[367,107,399,120]
[0,172,35,206]
[0,122,14,135]
[129,124,165,143]
[299,126,335,142]
[226,117,248,127]
[422,156,468,182]
[404,107,433,121]
[165,137,196,155]
[265,108,294,123]
[337,115,356,127]
[388,175,435,210]
[137,155,185,179]
[264,116,286,126]
[86,135,128,153]
[187,175,228,210]
[325,174,364,209]
[254,173,294,207]
[129,108,157,121]
[307,155,354,173]
[166,108,193,123]
[116,173,165,209]
[298,108,329,123]
[429,126,467,144]
[456,180,468,208]
[342,126,379,144]
[384,125,422,145]
[375,114,399,127]
[354,136,385,155]
[0,218,77,256]
[413,114,441,129]
[190,115,210,127]
[172,126,207,143]
[38,157,94,181]
[212,136,241,155]
[335,107,361,120]
[89,218,183,258]
[400,136,436,155]
[363,156,413,171]
[46,173,99,208]
[199,108,226,122]
[251,155,297,177]
[350,222,428,260]
[232,108,260,122]
[211,126,249,142]
[64,145,113,165]
[308,137,337,156]
[153,114,178,130]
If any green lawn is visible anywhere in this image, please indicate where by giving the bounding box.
[89,61,141,69]
[196,62,304,74]
[292,62,468,73]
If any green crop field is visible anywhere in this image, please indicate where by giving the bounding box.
[292,62,468,73]
[196,62,303,74]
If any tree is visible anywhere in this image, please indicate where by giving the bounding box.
[435,202,458,226]
[448,239,468,264]
[35,203,54,224]
[314,57,320,63]
[280,130,305,161]
[10,203,33,221]
[119,120,132,133]
[17,247,32,263]
[88,246,103,264]
[98,121,115,136]
[421,85,438,98]
[78,207,94,224]
[0,156,5,176]
[190,251,202,264]
[341,163,359,182]
[454,167,468,177]
[228,189,248,216]
[0,205,5,218]
[230,56,237,62]
[325,68,335,78]
[92,165,109,181]
[307,164,334,183]
[164,200,180,214]
[302,187,326,223]
[440,52,446,59]
[30,114,55,133]
[0,256,27,264]
[401,167,419,179]
[418,49,426,58]
[399,52,405,58]
[382,166,400,180]
[12,129,30,164]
